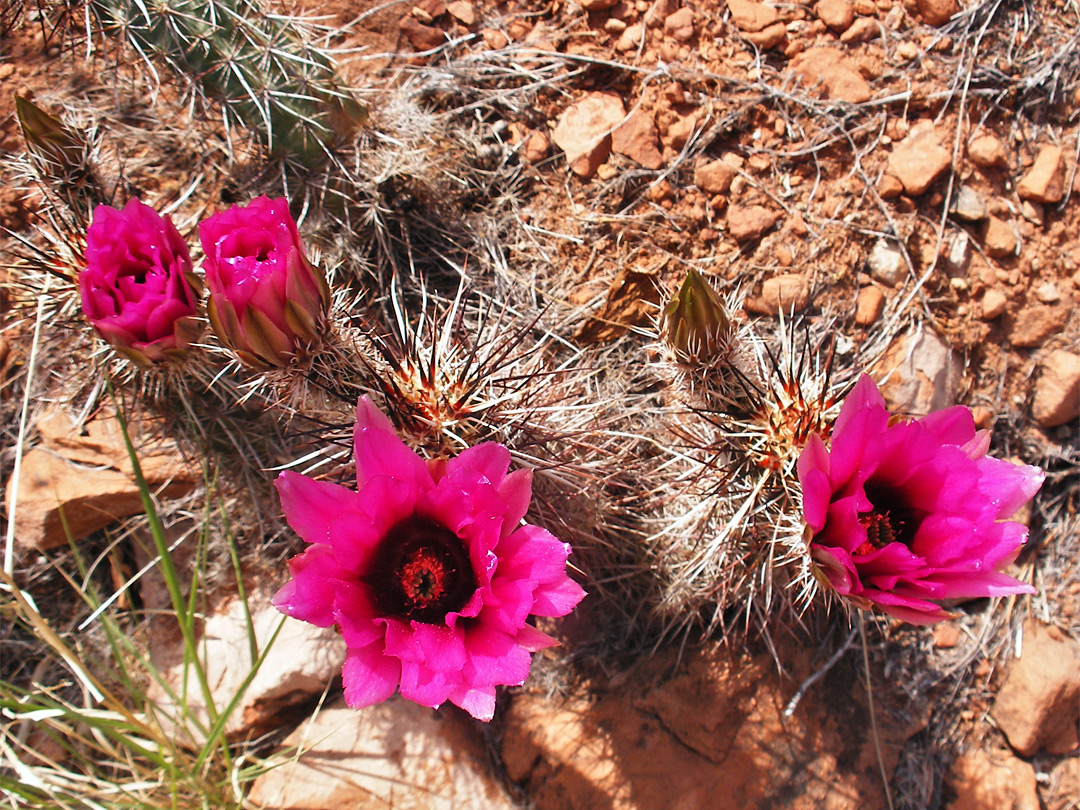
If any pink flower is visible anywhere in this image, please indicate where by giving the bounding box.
[199,196,329,369]
[79,199,201,367]
[798,375,1043,624]
[272,397,586,721]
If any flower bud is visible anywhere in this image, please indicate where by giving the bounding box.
[15,95,86,175]
[662,269,732,364]
[79,199,202,368]
[199,196,330,369]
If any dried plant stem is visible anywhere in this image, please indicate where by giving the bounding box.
[860,613,895,810]
[3,280,50,578]
[783,627,857,718]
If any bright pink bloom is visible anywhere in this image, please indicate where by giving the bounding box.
[199,196,329,369]
[798,375,1043,625]
[80,199,200,367]
[272,398,586,721]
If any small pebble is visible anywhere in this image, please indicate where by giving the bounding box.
[981,289,1008,319]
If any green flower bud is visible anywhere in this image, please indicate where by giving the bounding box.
[662,269,732,364]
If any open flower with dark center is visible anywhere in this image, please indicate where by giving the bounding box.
[798,375,1043,624]
[272,397,586,720]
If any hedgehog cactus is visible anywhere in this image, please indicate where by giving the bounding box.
[90,0,365,168]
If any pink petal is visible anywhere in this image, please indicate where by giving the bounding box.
[812,546,856,594]
[926,570,1036,599]
[449,686,497,722]
[833,375,886,437]
[497,524,571,584]
[398,661,457,709]
[383,621,467,673]
[974,456,1045,520]
[909,515,983,566]
[478,578,536,634]
[333,581,384,648]
[828,401,889,493]
[856,541,926,574]
[918,405,976,446]
[271,545,344,627]
[859,588,954,624]
[354,475,421,536]
[341,644,401,709]
[531,577,587,617]
[419,472,509,538]
[445,442,511,490]
[325,508,385,574]
[353,397,434,490]
[461,623,532,687]
[978,520,1030,569]
[816,495,869,553]
[798,432,832,534]
[514,624,559,652]
[498,468,533,530]
[276,471,359,546]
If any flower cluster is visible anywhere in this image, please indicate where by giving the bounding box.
[79,196,328,369]
[798,375,1042,624]
[272,397,586,721]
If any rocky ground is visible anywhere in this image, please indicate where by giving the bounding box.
[2,0,1079,808]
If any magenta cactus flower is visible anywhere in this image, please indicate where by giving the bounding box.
[272,397,586,721]
[199,196,329,369]
[79,199,201,367]
[798,375,1043,624]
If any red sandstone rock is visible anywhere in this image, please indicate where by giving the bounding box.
[727,204,780,242]
[249,696,516,809]
[502,645,912,810]
[968,134,1007,168]
[1032,350,1080,428]
[840,16,879,42]
[446,0,476,25]
[916,0,960,25]
[855,285,885,325]
[694,159,736,194]
[612,109,663,169]
[523,129,551,163]
[1017,145,1066,204]
[789,47,872,104]
[399,15,447,51]
[991,621,1080,757]
[148,590,346,741]
[7,408,196,550]
[980,289,1008,320]
[946,747,1040,810]
[761,273,810,314]
[817,0,854,31]
[664,6,695,40]
[877,328,962,415]
[744,22,787,48]
[983,216,1017,258]
[726,0,778,32]
[887,121,952,196]
[1006,304,1068,348]
[877,173,904,199]
[552,92,626,178]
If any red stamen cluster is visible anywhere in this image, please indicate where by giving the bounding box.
[399,549,449,608]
